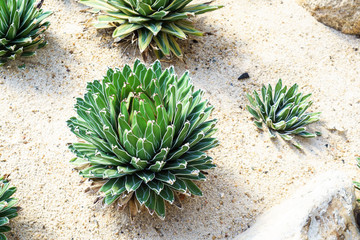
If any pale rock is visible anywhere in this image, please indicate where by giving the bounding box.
[297,0,360,34]
[235,171,360,240]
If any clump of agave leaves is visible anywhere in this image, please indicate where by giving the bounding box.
[246,79,320,148]
[79,0,223,58]
[0,0,52,66]
[0,175,19,240]
[67,59,218,219]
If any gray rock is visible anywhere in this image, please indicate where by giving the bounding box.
[297,0,360,35]
[235,171,360,240]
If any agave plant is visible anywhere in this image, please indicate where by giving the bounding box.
[67,59,218,219]
[0,0,52,66]
[246,79,320,148]
[0,175,18,240]
[79,0,223,58]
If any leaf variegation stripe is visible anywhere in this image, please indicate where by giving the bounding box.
[138,28,153,53]
[161,22,186,39]
[112,23,142,38]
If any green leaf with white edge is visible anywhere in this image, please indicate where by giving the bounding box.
[0,217,9,227]
[168,34,183,57]
[297,131,317,138]
[144,189,156,213]
[130,157,148,170]
[183,179,202,196]
[155,171,176,185]
[112,23,142,38]
[104,193,121,205]
[159,185,174,203]
[111,177,127,195]
[146,179,164,194]
[149,10,169,20]
[143,22,162,36]
[180,3,223,15]
[136,171,155,183]
[176,20,203,36]
[135,184,150,205]
[79,0,119,11]
[153,32,171,56]
[125,175,143,192]
[148,160,166,172]
[167,177,187,193]
[154,193,165,219]
[246,105,260,120]
[164,159,187,170]
[138,28,153,53]
[152,147,170,162]
[162,22,186,39]
[99,178,118,195]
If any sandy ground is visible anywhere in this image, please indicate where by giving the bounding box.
[0,0,360,239]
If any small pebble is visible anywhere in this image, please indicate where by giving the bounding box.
[238,73,250,80]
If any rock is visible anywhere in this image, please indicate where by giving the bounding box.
[297,0,360,35]
[238,73,250,80]
[235,171,360,240]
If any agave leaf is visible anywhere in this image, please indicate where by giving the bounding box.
[163,159,187,170]
[176,20,203,36]
[136,171,155,183]
[161,22,186,39]
[125,175,143,192]
[138,28,153,53]
[154,193,165,219]
[135,184,151,205]
[136,2,153,16]
[159,185,174,203]
[143,21,162,35]
[80,0,119,11]
[113,23,142,38]
[146,179,164,194]
[155,171,176,185]
[183,179,202,196]
[297,131,317,138]
[181,3,223,15]
[246,105,260,120]
[167,177,187,193]
[163,12,193,21]
[168,34,183,57]
[148,160,166,172]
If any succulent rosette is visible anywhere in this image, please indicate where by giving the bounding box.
[79,0,223,58]
[0,0,52,66]
[246,79,320,148]
[67,60,218,219]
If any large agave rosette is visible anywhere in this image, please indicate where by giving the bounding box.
[67,60,218,219]
[79,0,223,58]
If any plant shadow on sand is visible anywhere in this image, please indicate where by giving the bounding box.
[0,31,76,97]
[9,218,56,240]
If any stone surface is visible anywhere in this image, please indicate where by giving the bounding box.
[235,171,360,240]
[297,0,360,34]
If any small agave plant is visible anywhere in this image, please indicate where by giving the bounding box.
[0,175,19,240]
[79,0,223,58]
[67,59,218,219]
[246,79,320,148]
[0,0,52,66]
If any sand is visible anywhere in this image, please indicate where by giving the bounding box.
[0,0,359,239]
